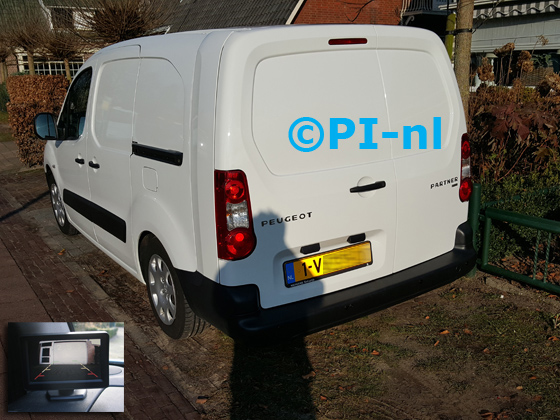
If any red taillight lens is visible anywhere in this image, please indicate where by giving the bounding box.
[215,170,256,260]
[225,179,245,202]
[459,177,473,202]
[461,135,471,159]
[460,133,472,202]
[225,229,256,258]
[328,38,368,45]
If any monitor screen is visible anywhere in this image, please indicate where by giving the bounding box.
[21,332,109,391]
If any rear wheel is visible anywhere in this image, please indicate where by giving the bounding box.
[48,176,78,235]
[140,236,205,339]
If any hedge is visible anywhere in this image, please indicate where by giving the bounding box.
[6,75,69,167]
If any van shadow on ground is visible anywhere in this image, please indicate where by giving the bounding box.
[222,211,318,419]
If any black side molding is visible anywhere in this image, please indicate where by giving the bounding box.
[132,143,183,166]
[63,190,126,242]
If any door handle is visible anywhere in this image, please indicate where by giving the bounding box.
[350,181,386,193]
[75,158,85,164]
[88,161,100,169]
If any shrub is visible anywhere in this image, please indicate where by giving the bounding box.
[480,165,560,263]
[468,80,559,184]
[6,75,69,167]
[469,57,560,264]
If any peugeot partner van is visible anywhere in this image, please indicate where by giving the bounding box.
[35,25,476,343]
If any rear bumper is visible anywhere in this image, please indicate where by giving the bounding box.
[178,222,476,344]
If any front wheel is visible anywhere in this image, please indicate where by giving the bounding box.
[140,236,205,339]
[48,176,78,236]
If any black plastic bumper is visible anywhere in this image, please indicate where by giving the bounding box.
[178,222,476,344]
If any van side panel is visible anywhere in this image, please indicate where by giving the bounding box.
[128,34,207,275]
[89,46,140,272]
[189,31,236,281]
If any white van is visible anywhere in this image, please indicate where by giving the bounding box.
[35,25,476,343]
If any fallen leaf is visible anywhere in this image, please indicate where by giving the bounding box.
[526,409,534,413]
[98,269,109,277]
[548,336,559,341]
[66,289,74,293]
[320,395,328,401]
[425,316,430,320]
[483,348,491,354]
[162,365,169,370]
[463,329,473,335]
[338,385,345,390]
[533,395,542,401]
[371,350,381,356]
[524,348,529,352]
[302,371,316,380]
[516,386,523,390]
[434,340,440,347]
[58,249,66,255]
[349,345,357,349]
[196,396,208,404]
[362,348,367,352]
[439,329,450,335]
[529,376,537,380]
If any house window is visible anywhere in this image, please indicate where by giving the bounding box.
[20,55,85,78]
[51,8,74,29]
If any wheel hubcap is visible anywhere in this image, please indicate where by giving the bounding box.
[50,183,66,227]
[148,255,177,325]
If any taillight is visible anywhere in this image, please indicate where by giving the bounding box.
[459,133,472,202]
[215,170,256,260]
[328,38,368,45]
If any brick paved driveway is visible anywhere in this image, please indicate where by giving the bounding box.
[0,168,215,419]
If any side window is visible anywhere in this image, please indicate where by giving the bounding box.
[58,67,92,140]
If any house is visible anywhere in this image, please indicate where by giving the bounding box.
[0,0,89,83]
[446,0,560,84]
[1,0,407,85]
[168,0,402,33]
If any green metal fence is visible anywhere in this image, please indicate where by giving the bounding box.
[470,183,560,295]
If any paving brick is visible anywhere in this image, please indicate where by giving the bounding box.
[0,166,202,419]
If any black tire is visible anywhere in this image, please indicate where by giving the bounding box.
[47,175,78,236]
[139,235,205,339]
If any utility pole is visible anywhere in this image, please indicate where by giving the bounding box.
[454,0,474,118]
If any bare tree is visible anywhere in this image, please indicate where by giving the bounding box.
[0,26,13,82]
[0,0,50,76]
[68,0,181,47]
[41,29,86,81]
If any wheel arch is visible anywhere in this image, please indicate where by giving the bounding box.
[131,197,197,279]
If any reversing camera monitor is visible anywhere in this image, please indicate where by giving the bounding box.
[21,332,109,392]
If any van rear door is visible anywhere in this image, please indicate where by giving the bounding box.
[214,26,397,309]
[213,26,466,309]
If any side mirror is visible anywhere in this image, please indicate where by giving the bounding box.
[34,113,58,140]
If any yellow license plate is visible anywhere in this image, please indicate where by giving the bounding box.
[284,242,372,287]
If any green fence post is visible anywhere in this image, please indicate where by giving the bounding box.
[466,183,481,277]
[468,183,481,247]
